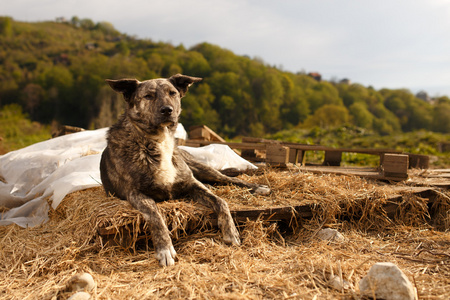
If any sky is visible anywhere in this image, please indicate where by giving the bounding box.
[3,0,450,97]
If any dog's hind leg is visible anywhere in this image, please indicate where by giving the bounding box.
[127,191,176,267]
[180,149,270,195]
[186,180,240,246]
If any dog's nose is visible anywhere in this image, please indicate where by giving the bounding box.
[160,106,173,116]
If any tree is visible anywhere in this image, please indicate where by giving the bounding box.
[180,83,220,132]
[280,74,310,127]
[307,81,342,112]
[79,18,95,30]
[20,83,45,118]
[303,104,350,128]
[71,16,80,27]
[383,89,432,131]
[0,17,13,37]
[432,101,450,133]
[349,102,373,129]
[1,18,447,139]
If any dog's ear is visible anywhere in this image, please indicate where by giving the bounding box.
[105,79,139,100]
[169,74,202,97]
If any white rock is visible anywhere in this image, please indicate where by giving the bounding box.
[317,228,344,242]
[67,291,91,300]
[359,262,416,300]
[328,275,353,291]
[66,273,96,292]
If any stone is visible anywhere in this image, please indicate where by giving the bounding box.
[359,262,416,300]
[66,273,96,293]
[317,228,344,242]
[67,291,91,300]
[328,275,353,291]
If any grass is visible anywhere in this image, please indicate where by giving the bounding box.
[0,104,51,154]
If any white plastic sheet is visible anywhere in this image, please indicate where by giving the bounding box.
[0,128,108,227]
[179,145,257,171]
[0,125,256,227]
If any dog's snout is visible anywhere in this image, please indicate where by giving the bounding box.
[160,106,173,116]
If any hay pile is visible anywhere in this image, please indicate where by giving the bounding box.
[1,169,449,299]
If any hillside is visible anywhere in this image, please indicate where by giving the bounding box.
[1,16,450,139]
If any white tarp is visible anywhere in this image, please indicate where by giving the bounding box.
[0,126,256,227]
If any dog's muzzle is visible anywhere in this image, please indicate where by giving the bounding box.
[158,105,177,127]
[160,106,173,117]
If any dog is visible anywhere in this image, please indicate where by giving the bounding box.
[100,74,270,266]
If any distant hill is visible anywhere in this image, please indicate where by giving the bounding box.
[1,16,449,137]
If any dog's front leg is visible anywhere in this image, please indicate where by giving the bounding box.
[127,192,176,266]
[188,182,240,246]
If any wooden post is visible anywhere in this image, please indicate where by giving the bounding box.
[382,154,409,179]
[288,148,298,164]
[323,151,342,166]
[266,144,289,166]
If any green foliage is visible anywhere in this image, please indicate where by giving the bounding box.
[303,104,350,128]
[0,17,13,37]
[432,100,450,133]
[0,104,51,153]
[349,102,373,129]
[0,16,448,145]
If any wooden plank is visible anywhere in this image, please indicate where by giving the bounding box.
[189,125,226,142]
[242,137,279,144]
[281,142,402,155]
[297,165,409,181]
[241,137,268,162]
[185,137,404,158]
[189,127,210,140]
[184,140,267,150]
[242,137,402,156]
[231,205,313,222]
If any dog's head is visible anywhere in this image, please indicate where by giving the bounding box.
[106,74,202,133]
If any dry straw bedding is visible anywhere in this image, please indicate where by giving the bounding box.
[1,169,449,299]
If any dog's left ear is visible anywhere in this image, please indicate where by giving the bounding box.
[169,74,202,97]
[105,79,139,101]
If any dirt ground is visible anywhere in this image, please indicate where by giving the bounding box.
[1,169,449,299]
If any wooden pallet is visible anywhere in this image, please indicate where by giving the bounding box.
[185,138,429,181]
[97,186,446,245]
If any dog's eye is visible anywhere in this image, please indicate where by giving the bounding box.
[169,90,177,96]
[144,94,155,100]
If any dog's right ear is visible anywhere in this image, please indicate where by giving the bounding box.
[105,79,139,100]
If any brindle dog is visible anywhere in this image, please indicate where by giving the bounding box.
[100,74,270,266]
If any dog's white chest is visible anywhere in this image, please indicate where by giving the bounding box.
[154,129,177,186]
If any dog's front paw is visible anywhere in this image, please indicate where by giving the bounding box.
[254,185,271,195]
[155,245,177,267]
[223,233,241,246]
[222,225,241,246]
